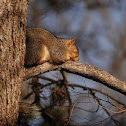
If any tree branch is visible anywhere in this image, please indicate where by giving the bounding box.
[24,63,58,80]
[24,61,126,95]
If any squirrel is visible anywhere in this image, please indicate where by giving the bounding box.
[25,28,79,67]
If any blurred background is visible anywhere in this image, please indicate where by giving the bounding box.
[22,0,126,125]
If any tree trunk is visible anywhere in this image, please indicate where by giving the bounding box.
[0,0,28,125]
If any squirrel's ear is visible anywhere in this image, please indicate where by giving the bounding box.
[67,38,75,46]
[71,38,75,44]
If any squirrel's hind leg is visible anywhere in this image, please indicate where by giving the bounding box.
[37,45,52,64]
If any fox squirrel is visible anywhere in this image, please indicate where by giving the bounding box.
[25,28,79,67]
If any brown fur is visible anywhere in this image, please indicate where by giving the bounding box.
[25,28,79,67]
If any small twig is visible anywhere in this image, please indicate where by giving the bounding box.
[36,75,57,83]
[60,70,72,126]
[91,92,121,126]
[69,99,126,126]
[68,83,126,108]
[23,92,33,100]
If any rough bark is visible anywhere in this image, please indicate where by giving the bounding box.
[0,0,28,125]
[24,61,126,95]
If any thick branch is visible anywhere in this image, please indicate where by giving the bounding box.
[24,63,58,80]
[24,61,126,95]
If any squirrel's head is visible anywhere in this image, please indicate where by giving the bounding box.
[50,38,79,64]
[66,38,79,61]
